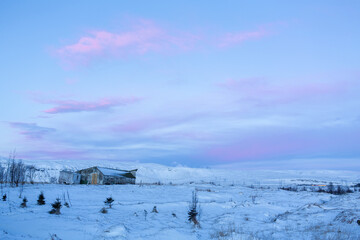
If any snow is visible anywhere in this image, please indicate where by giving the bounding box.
[1,183,360,239]
[97,167,131,177]
[1,160,360,239]
[1,158,360,186]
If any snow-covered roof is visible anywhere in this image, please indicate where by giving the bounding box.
[97,167,135,178]
[60,170,79,174]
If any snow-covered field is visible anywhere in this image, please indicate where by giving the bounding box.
[1,160,360,239]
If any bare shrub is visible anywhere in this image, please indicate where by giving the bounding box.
[334,210,360,224]
[49,233,62,240]
[327,182,335,194]
[250,195,257,204]
[316,183,353,195]
[0,166,4,194]
[144,210,148,220]
[210,224,241,240]
[279,185,298,192]
[5,152,27,188]
[26,165,36,184]
[100,207,108,214]
[196,188,212,192]
[306,223,360,240]
[20,197,27,208]
[62,192,71,208]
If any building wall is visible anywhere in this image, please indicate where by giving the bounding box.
[59,171,72,184]
[103,176,135,185]
[78,167,104,184]
[77,167,135,185]
[72,173,81,184]
[59,171,81,184]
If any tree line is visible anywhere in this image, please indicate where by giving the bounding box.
[0,152,36,188]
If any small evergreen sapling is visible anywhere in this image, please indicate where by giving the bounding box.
[49,198,62,215]
[152,206,158,213]
[104,197,114,208]
[188,191,200,226]
[188,208,198,225]
[20,197,28,208]
[37,192,45,205]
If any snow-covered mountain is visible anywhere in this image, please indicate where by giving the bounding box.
[1,157,360,185]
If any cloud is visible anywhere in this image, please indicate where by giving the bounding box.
[56,20,198,66]
[218,78,353,105]
[205,126,360,163]
[218,22,288,48]
[114,120,154,133]
[213,157,360,171]
[111,113,213,138]
[43,97,141,114]
[219,27,269,47]
[18,149,88,160]
[207,137,300,162]
[9,122,56,140]
[55,19,281,66]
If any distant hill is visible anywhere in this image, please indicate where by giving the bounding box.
[1,157,360,185]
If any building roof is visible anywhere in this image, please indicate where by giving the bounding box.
[60,170,79,174]
[97,167,136,179]
[76,166,137,179]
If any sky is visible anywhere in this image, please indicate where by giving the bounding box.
[0,1,359,169]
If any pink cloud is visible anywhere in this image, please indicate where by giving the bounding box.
[9,122,56,140]
[55,20,282,66]
[207,141,299,162]
[56,20,198,66]
[112,116,211,141]
[219,78,352,105]
[205,126,360,163]
[43,97,141,114]
[114,119,154,133]
[219,27,269,47]
[112,117,181,133]
[205,130,313,162]
[218,22,288,48]
[161,131,211,141]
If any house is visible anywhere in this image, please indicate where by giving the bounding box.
[59,170,81,184]
[77,166,137,185]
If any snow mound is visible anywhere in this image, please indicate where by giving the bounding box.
[104,225,128,239]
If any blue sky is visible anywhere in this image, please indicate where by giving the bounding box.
[0,1,359,169]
